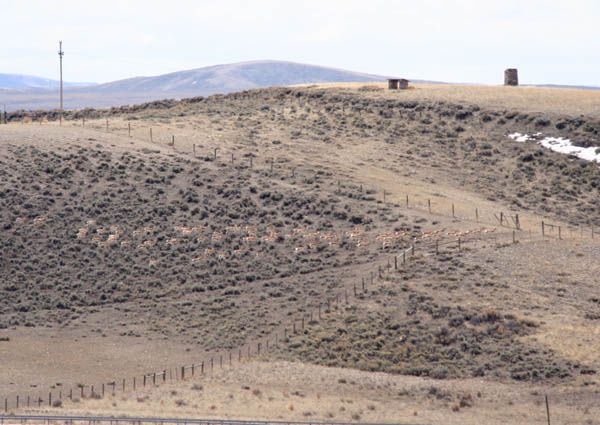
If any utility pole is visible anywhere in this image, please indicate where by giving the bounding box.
[58,41,64,125]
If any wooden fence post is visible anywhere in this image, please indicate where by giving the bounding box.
[558,226,562,240]
[394,255,398,269]
[475,208,479,222]
[150,128,153,142]
[545,395,551,425]
[128,122,131,137]
[452,203,455,218]
[406,195,409,208]
[458,238,461,251]
[428,199,431,214]
[435,240,439,255]
[542,221,545,237]
[193,144,196,157]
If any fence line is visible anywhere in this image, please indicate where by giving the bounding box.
[4,116,598,242]
[78,116,600,241]
[2,228,550,414]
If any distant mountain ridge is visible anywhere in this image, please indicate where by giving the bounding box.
[0,61,389,110]
[0,73,94,91]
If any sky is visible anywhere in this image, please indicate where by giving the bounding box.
[1,0,599,86]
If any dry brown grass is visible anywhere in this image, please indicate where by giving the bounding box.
[296,83,600,116]
[20,360,600,425]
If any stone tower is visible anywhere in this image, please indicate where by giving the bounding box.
[504,68,519,86]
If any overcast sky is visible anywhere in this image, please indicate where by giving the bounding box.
[2,0,599,86]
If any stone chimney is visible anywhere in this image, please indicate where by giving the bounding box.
[504,68,519,86]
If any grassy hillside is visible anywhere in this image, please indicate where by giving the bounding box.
[2,83,600,424]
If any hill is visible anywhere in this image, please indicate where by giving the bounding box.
[2,84,600,424]
[90,60,386,93]
[1,61,387,110]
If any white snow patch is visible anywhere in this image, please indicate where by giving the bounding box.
[507,132,600,163]
[539,137,600,163]
[508,132,531,142]
[508,132,542,142]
